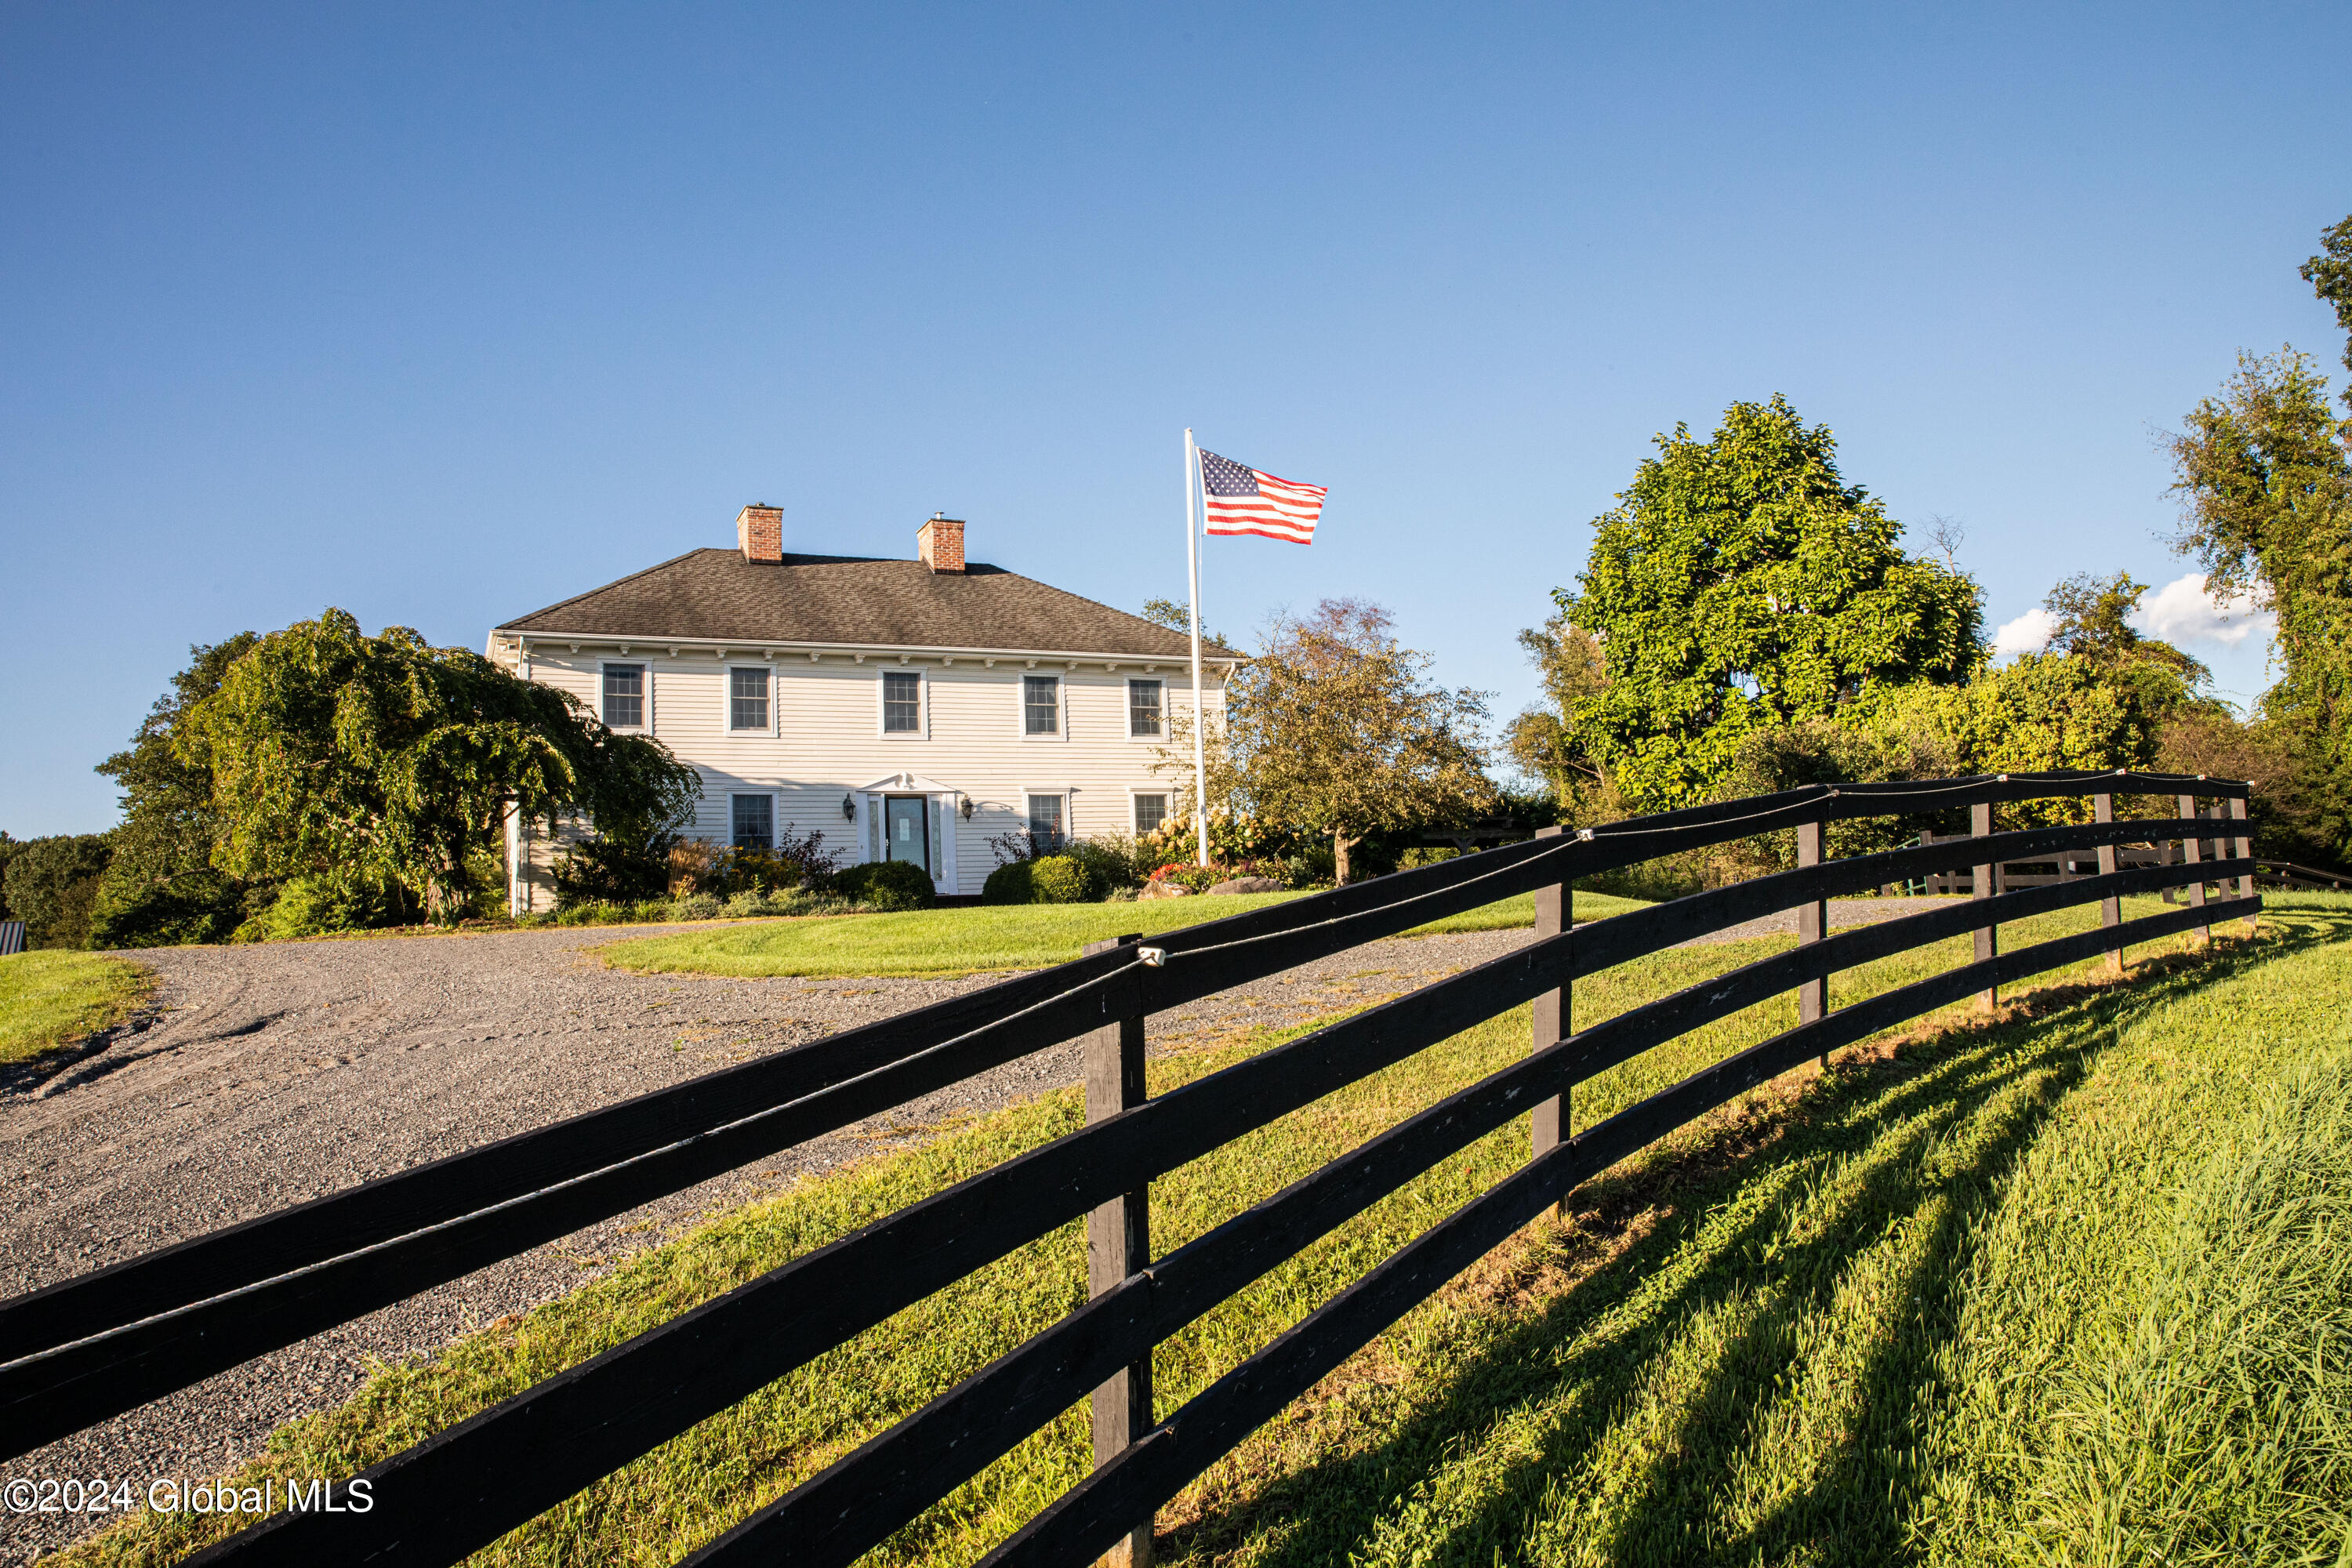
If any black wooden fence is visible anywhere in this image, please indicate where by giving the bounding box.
[0,771,2259,1566]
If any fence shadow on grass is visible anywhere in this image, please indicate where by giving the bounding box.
[1199,913,2344,1568]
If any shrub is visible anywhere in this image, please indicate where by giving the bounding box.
[706,827,841,897]
[553,831,677,907]
[1065,833,1149,895]
[230,874,405,942]
[982,860,1036,906]
[1271,842,1335,888]
[723,891,771,919]
[667,838,720,897]
[1029,855,1090,903]
[670,893,724,921]
[830,858,933,912]
[1141,811,1283,869]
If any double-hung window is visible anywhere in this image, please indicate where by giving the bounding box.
[1027,793,1065,850]
[1022,675,1060,735]
[1127,678,1163,738]
[883,671,922,734]
[731,794,774,850]
[729,667,770,732]
[602,664,644,728]
[1131,793,1168,835]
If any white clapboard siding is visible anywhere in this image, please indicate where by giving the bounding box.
[506,648,1222,900]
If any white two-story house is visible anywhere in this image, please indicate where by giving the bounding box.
[487,505,1236,906]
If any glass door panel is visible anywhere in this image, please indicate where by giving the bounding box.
[886,796,931,875]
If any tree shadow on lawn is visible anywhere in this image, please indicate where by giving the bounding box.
[1172,911,2348,1568]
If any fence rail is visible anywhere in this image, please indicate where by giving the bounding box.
[2256,857,2350,891]
[0,770,2261,1567]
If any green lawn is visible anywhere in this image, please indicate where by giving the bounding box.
[0,950,154,1065]
[68,894,2348,1568]
[1402,886,1650,937]
[601,887,1652,979]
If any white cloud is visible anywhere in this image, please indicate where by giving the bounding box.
[1992,607,2056,660]
[2130,572,2275,648]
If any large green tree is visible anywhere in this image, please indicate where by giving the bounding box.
[88,633,260,946]
[183,610,701,918]
[2163,347,2352,852]
[1558,395,1984,811]
[1203,599,1494,884]
[2304,212,2352,408]
[2,834,115,949]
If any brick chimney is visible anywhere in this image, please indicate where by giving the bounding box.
[916,513,965,573]
[736,503,782,564]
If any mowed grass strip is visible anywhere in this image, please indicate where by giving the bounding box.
[598,887,1650,978]
[0,950,153,1064]
[61,897,2333,1566]
[1401,886,1650,938]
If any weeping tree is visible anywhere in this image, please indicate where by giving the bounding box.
[182,609,701,920]
[89,633,260,946]
[1223,599,1495,884]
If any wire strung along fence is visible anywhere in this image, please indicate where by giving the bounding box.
[0,771,2259,1566]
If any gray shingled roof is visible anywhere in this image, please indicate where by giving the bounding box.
[497,549,1241,659]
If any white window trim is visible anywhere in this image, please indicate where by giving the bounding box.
[726,665,778,737]
[1022,788,1073,846]
[1124,677,1167,742]
[728,790,780,851]
[600,659,650,733]
[1016,671,1066,742]
[877,665,929,740]
[1125,785,1173,837]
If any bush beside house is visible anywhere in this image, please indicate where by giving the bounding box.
[828,859,935,912]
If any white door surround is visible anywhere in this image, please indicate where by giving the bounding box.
[855,771,964,895]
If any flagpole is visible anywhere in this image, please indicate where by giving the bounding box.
[1185,427,1210,867]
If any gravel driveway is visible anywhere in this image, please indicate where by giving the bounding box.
[1,897,1948,1563]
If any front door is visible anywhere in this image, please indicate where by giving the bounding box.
[884,796,930,877]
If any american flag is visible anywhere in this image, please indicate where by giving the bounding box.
[1199,448,1327,543]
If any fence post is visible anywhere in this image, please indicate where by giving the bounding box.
[2094,793,2122,975]
[1973,801,1998,1010]
[2230,794,2256,935]
[2178,792,2209,945]
[1530,826,1569,1218]
[1796,817,1828,1065]
[1081,935,1153,1568]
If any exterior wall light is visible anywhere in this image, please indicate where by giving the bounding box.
[841,793,856,820]
[959,796,975,821]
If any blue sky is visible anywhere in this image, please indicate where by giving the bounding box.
[4,2,2346,835]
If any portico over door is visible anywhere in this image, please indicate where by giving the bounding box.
[856,771,964,895]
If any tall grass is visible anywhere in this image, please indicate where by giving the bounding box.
[1920,1025,2352,1566]
[2050,1054,2352,1562]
